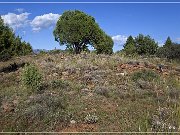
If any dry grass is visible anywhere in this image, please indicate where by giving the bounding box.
[0,52,180,132]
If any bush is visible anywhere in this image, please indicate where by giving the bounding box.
[50,80,69,89]
[21,64,42,92]
[12,93,69,131]
[135,34,158,55]
[123,34,158,56]
[156,44,180,60]
[0,17,32,59]
[0,52,11,62]
[131,69,160,82]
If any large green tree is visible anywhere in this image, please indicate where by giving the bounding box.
[135,34,158,55]
[0,16,32,61]
[53,10,113,54]
[156,38,180,60]
[95,34,113,54]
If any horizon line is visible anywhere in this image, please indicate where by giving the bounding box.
[1,1,180,4]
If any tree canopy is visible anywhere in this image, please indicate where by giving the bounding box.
[135,34,158,55]
[53,10,113,54]
[123,34,158,56]
[156,37,180,60]
[123,35,136,55]
[0,16,32,61]
[164,36,173,47]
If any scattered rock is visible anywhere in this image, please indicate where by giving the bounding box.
[53,73,58,77]
[83,74,93,81]
[137,80,152,89]
[81,88,91,94]
[70,120,76,124]
[94,86,109,97]
[84,113,98,124]
[157,64,164,72]
[175,67,180,72]
[91,66,98,70]
[116,72,126,76]
[13,99,19,106]
[62,71,69,76]
[127,61,140,66]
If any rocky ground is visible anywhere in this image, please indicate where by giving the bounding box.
[0,52,180,132]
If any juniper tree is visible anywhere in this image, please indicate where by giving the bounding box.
[53,10,113,54]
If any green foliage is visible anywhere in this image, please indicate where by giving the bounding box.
[95,34,113,54]
[49,49,65,54]
[123,35,136,55]
[164,36,173,47]
[54,10,113,54]
[10,93,69,132]
[156,36,178,60]
[0,52,11,61]
[0,16,32,61]
[156,42,180,60]
[131,69,160,82]
[135,34,158,55]
[123,34,158,56]
[21,64,42,92]
[39,50,47,55]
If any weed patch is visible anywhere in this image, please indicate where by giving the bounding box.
[21,64,42,93]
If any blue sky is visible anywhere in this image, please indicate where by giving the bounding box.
[0,3,180,51]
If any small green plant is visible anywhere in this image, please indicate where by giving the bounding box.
[21,64,42,92]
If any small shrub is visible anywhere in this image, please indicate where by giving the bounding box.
[24,104,46,120]
[131,69,160,82]
[21,64,42,92]
[50,80,69,89]
[0,53,12,62]
[13,93,69,131]
[156,44,180,60]
[29,94,67,111]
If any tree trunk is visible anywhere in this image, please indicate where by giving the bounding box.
[74,43,81,54]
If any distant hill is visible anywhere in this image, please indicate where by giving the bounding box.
[33,49,49,54]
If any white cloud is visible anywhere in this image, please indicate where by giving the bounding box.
[1,12,30,30]
[31,13,61,32]
[15,8,24,13]
[112,35,127,46]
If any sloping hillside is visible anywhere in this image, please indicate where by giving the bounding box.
[0,52,180,132]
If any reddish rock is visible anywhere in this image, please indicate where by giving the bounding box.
[1,101,15,113]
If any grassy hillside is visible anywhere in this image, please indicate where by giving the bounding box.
[0,52,180,132]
